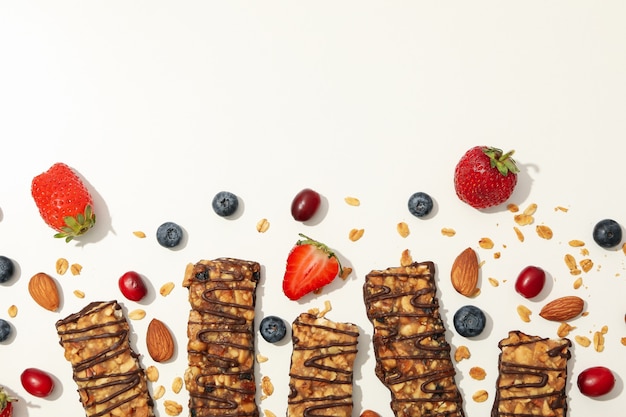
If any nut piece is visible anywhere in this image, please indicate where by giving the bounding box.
[128,309,146,320]
[539,296,584,322]
[517,304,532,322]
[171,376,183,394]
[153,385,165,400]
[160,281,176,297]
[146,365,159,382]
[469,366,486,380]
[451,247,479,296]
[454,345,471,362]
[472,390,489,403]
[146,318,175,362]
[28,272,60,311]
[163,400,183,416]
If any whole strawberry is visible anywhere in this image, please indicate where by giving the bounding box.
[454,146,519,209]
[31,163,96,242]
[0,386,15,417]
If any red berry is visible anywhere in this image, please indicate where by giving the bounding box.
[20,368,54,398]
[515,266,546,299]
[577,366,615,397]
[31,162,96,242]
[118,271,148,301]
[454,146,519,209]
[291,188,321,221]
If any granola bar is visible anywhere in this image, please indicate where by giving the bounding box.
[287,312,359,417]
[363,261,465,417]
[55,300,154,417]
[492,331,571,417]
[182,258,260,417]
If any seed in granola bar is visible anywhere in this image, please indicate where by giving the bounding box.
[407,191,433,218]
[577,366,615,397]
[592,218,622,248]
[0,318,12,342]
[453,305,486,337]
[259,315,287,343]
[515,266,545,299]
[0,255,15,283]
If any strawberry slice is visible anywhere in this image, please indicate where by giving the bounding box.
[282,234,342,300]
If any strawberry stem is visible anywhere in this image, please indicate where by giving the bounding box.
[296,233,343,275]
[483,147,519,176]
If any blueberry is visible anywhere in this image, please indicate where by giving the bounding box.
[212,191,239,217]
[593,219,622,248]
[259,315,287,343]
[408,192,433,218]
[0,318,11,342]
[453,305,486,338]
[156,222,183,248]
[0,256,14,283]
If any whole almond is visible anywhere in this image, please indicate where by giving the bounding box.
[451,247,479,296]
[28,272,60,311]
[146,318,175,362]
[539,296,584,322]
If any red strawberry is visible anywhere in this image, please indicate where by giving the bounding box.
[31,162,96,242]
[0,386,15,417]
[454,146,519,209]
[282,234,342,300]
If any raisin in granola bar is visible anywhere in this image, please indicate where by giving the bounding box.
[182,258,260,417]
[287,312,359,417]
[56,300,154,417]
[364,261,465,417]
[492,331,571,417]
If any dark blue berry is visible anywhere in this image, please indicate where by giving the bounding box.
[592,219,622,248]
[0,256,14,283]
[408,192,433,218]
[259,316,287,343]
[212,191,239,217]
[453,305,486,338]
[0,318,11,342]
[156,222,183,248]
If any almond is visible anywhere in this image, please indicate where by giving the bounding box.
[451,247,479,296]
[28,272,60,311]
[539,296,584,322]
[146,318,175,362]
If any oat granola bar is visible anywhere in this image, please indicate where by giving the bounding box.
[56,300,154,417]
[182,258,260,417]
[364,261,465,417]
[492,331,571,417]
[287,312,359,417]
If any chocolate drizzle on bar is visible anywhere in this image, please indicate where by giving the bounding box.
[287,313,359,417]
[492,331,571,417]
[364,261,465,417]
[183,258,260,417]
[56,300,154,417]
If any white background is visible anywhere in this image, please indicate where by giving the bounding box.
[1,2,625,416]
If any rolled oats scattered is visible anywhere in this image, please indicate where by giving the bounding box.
[514,214,534,226]
[507,203,519,212]
[56,258,69,275]
[517,305,532,323]
[146,365,159,382]
[396,222,410,238]
[128,309,146,321]
[171,377,183,394]
[73,289,85,299]
[348,228,364,241]
[523,203,537,216]
[400,249,413,267]
[593,330,605,352]
[513,226,524,242]
[573,277,583,289]
[469,367,486,380]
[488,277,500,287]
[344,196,360,206]
[574,335,591,347]
[256,353,269,363]
[569,240,585,247]
[153,385,165,400]
[441,227,456,237]
[580,259,593,273]
[70,263,82,276]
[160,282,176,297]
[133,231,147,238]
[256,218,270,233]
[536,225,553,240]
[261,375,274,396]
[478,238,494,249]
[493,252,501,259]
[163,400,183,416]
[264,410,277,417]
[555,206,569,212]
[472,390,489,403]
[7,305,17,318]
[454,345,471,362]
[621,337,626,346]
[557,322,576,338]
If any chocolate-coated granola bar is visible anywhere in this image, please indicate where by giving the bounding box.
[56,300,154,417]
[287,312,359,417]
[182,258,260,417]
[364,261,465,417]
[492,331,571,417]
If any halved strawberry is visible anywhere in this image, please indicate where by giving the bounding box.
[0,386,15,417]
[282,234,342,300]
